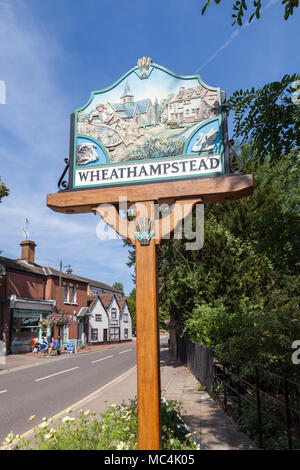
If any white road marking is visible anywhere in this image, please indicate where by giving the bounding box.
[0,390,8,394]
[35,367,79,382]
[91,355,114,364]
[118,349,132,354]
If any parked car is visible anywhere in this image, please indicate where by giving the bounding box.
[132,328,136,337]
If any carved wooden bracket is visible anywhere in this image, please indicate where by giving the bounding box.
[92,198,203,246]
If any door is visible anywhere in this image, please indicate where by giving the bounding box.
[103,329,107,344]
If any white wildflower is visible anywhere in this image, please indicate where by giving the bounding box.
[116,441,129,450]
[3,432,14,445]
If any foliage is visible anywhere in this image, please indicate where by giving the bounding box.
[8,399,201,451]
[227,75,300,164]
[45,313,72,329]
[158,149,300,379]
[126,137,185,161]
[201,0,299,26]
[0,176,9,203]
[129,288,136,301]
[236,400,300,450]
[112,282,124,294]
[182,303,300,381]
[126,297,136,327]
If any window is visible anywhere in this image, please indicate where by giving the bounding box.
[110,327,120,340]
[91,329,98,341]
[123,314,128,323]
[124,329,128,339]
[95,314,102,322]
[64,285,69,303]
[111,308,117,319]
[71,287,77,304]
[91,287,103,295]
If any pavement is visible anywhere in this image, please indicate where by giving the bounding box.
[0,335,255,450]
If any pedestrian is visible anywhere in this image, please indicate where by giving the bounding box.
[31,337,38,353]
[47,337,59,356]
[40,336,48,352]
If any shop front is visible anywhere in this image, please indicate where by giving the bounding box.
[9,296,56,354]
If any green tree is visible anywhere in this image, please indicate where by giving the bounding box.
[0,176,9,203]
[126,297,136,327]
[227,75,300,164]
[129,288,136,301]
[158,148,300,377]
[112,282,124,294]
[201,0,299,26]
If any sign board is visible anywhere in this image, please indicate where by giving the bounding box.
[66,340,75,354]
[68,57,229,191]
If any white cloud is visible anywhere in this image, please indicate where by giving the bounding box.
[0,1,134,295]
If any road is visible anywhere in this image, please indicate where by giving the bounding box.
[0,342,139,443]
[0,337,170,444]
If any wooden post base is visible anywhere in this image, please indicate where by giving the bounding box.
[136,231,161,449]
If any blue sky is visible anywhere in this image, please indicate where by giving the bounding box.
[0,0,298,295]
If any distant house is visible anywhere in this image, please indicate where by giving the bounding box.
[88,294,132,344]
[167,85,218,123]
[0,239,129,354]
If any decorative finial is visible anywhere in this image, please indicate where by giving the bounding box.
[135,57,153,79]
[135,218,155,246]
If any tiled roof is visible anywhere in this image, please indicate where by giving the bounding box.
[169,85,208,103]
[111,99,150,118]
[117,297,126,311]
[77,275,122,294]
[0,256,47,276]
[99,293,115,309]
[0,256,119,292]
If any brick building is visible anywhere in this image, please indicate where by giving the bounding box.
[0,240,124,354]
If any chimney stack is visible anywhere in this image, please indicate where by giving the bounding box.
[20,240,36,264]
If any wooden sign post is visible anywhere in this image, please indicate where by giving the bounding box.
[47,57,254,450]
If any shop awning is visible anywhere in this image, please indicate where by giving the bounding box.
[77,307,92,317]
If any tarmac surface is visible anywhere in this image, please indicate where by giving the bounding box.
[0,335,255,450]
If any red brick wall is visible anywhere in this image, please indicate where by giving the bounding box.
[6,270,45,299]
[45,278,87,341]
[2,270,88,347]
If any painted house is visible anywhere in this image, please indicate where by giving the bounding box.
[167,85,218,123]
[88,293,132,344]
[96,81,156,129]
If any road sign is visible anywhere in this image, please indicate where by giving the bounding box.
[47,57,254,450]
[68,57,229,191]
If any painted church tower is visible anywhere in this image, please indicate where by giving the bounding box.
[121,80,134,106]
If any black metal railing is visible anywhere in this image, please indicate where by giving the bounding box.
[176,337,300,450]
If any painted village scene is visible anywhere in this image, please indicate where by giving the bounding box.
[75,64,221,167]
